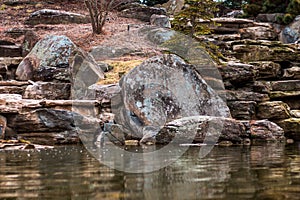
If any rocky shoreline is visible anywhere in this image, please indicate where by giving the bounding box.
[1,1,300,148]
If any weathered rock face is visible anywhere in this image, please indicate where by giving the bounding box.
[246,120,285,141]
[16,35,76,81]
[120,3,166,22]
[0,57,22,80]
[275,118,300,140]
[231,40,300,62]
[280,15,300,43]
[22,30,40,57]
[283,66,300,79]
[256,13,284,23]
[88,84,121,111]
[211,18,255,34]
[257,101,291,120]
[150,116,247,144]
[150,14,171,28]
[227,101,256,120]
[16,35,104,84]
[270,80,300,91]
[0,41,21,57]
[250,61,281,79]
[25,9,90,25]
[6,108,76,132]
[218,62,256,87]
[223,90,270,102]
[240,25,277,40]
[114,54,230,139]
[144,27,176,45]
[23,82,71,100]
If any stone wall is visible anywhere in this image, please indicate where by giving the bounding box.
[1,14,300,145]
[209,18,300,141]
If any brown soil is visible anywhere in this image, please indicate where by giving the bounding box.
[0,0,146,51]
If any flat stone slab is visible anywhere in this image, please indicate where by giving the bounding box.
[25,9,90,25]
[270,80,300,91]
[0,44,22,57]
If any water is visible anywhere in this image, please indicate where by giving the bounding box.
[0,143,299,200]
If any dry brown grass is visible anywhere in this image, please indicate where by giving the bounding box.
[98,59,144,85]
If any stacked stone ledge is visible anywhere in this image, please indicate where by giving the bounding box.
[212,17,300,142]
[0,35,104,145]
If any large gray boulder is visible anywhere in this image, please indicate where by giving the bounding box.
[16,35,76,82]
[113,54,231,139]
[16,35,104,84]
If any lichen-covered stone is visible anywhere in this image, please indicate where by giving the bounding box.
[16,35,76,81]
[280,16,300,43]
[257,101,291,120]
[231,40,300,62]
[247,120,285,141]
[16,35,104,84]
[114,54,230,139]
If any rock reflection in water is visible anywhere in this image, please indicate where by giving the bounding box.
[0,143,299,200]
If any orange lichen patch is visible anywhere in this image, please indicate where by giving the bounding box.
[98,59,144,85]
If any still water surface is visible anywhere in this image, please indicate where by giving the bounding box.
[0,143,299,200]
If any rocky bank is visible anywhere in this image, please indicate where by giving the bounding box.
[1,1,300,147]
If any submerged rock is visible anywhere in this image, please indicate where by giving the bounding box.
[113,54,230,139]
